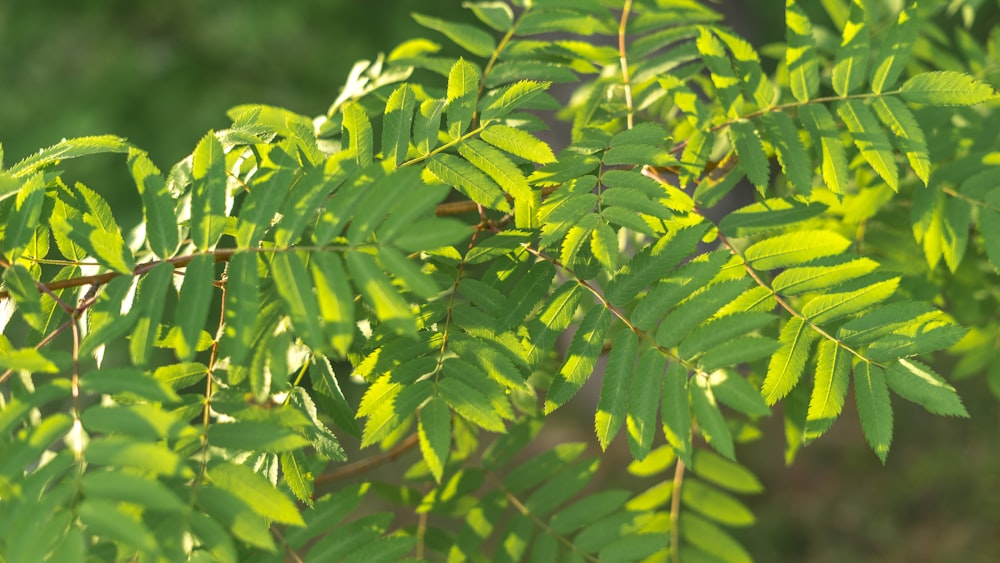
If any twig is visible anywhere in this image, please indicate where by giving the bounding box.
[669,458,686,563]
[618,0,635,130]
[314,433,419,485]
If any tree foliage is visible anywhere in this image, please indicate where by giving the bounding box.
[1,0,998,561]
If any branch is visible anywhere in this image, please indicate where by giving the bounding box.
[618,0,635,130]
[314,433,419,485]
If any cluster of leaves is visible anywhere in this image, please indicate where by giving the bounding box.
[1,0,997,561]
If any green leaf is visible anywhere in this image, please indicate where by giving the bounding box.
[886,359,968,417]
[798,104,849,195]
[463,1,514,31]
[80,368,180,403]
[418,397,452,483]
[8,134,130,178]
[128,149,178,259]
[854,361,893,463]
[655,279,753,349]
[57,182,135,274]
[785,0,819,102]
[82,470,186,512]
[595,330,637,450]
[524,456,599,515]
[412,13,496,58]
[85,437,188,477]
[208,460,305,526]
[682,478,755,527]
[680,513,753,563]
[438,377,506,432]
[679,311,775,360]
[870,4,917,93]
[481,80,550,122]
[761,110,813,195]
[309,356,360,437]
[190,131,227,250]
[343,101,374,168]
[3,263,44,331]
[661,363,692,465]
[729,120,769,191]
[271,251,326,352]
[309,253,354,357]
[707,369,770,417]
[497,260,556,331]
[744,230,851,271]
[196,486,276,551]
[546,306,612,413]
[801,275,898,324]
[690,375,735,460]
[4,173,45,262]
[837,99,898,191]
[899,71,998,106]
[719,197,827,236]
[591,221,619,271]
[525,282,583,368]
[130,261,174,366]
[221,252,258,365]
[831,0,869,96]
[871,97,931,184]
[446,58,481,136]
[772,257,879,296]
[414,98,446,155]
[175,254,215,361]
[78,500,158,555]
[691,449,763,494]
[458,138,537,228]
[606,223,711,307]
[234,141,298,248]
[392,217,470,253]
[345,250,416,336]
[762,317,821,405]
[382,84,417,167]
[306,513,393,562]
[698,27,743,117]
[280,450,314,506]
[154,361,207,390]
[428,153,510,212]
[627,348,666,460]
[207,421,310,452]
[804,339,851,442]
[549,490,631,535]
[480,124,556,164]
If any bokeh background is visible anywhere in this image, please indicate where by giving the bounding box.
[3,1,998,561]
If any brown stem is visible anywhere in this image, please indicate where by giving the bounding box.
[314,433,419,485]
[669,458,686,563]
[618,0,635,130]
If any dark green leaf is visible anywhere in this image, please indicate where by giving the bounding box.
[886,359,968,417]
[545,306,612,414]
[854,361,893,463]
[595,330,637,450]
[627,348,665,460]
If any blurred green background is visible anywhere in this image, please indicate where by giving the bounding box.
[3,1,998,561]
